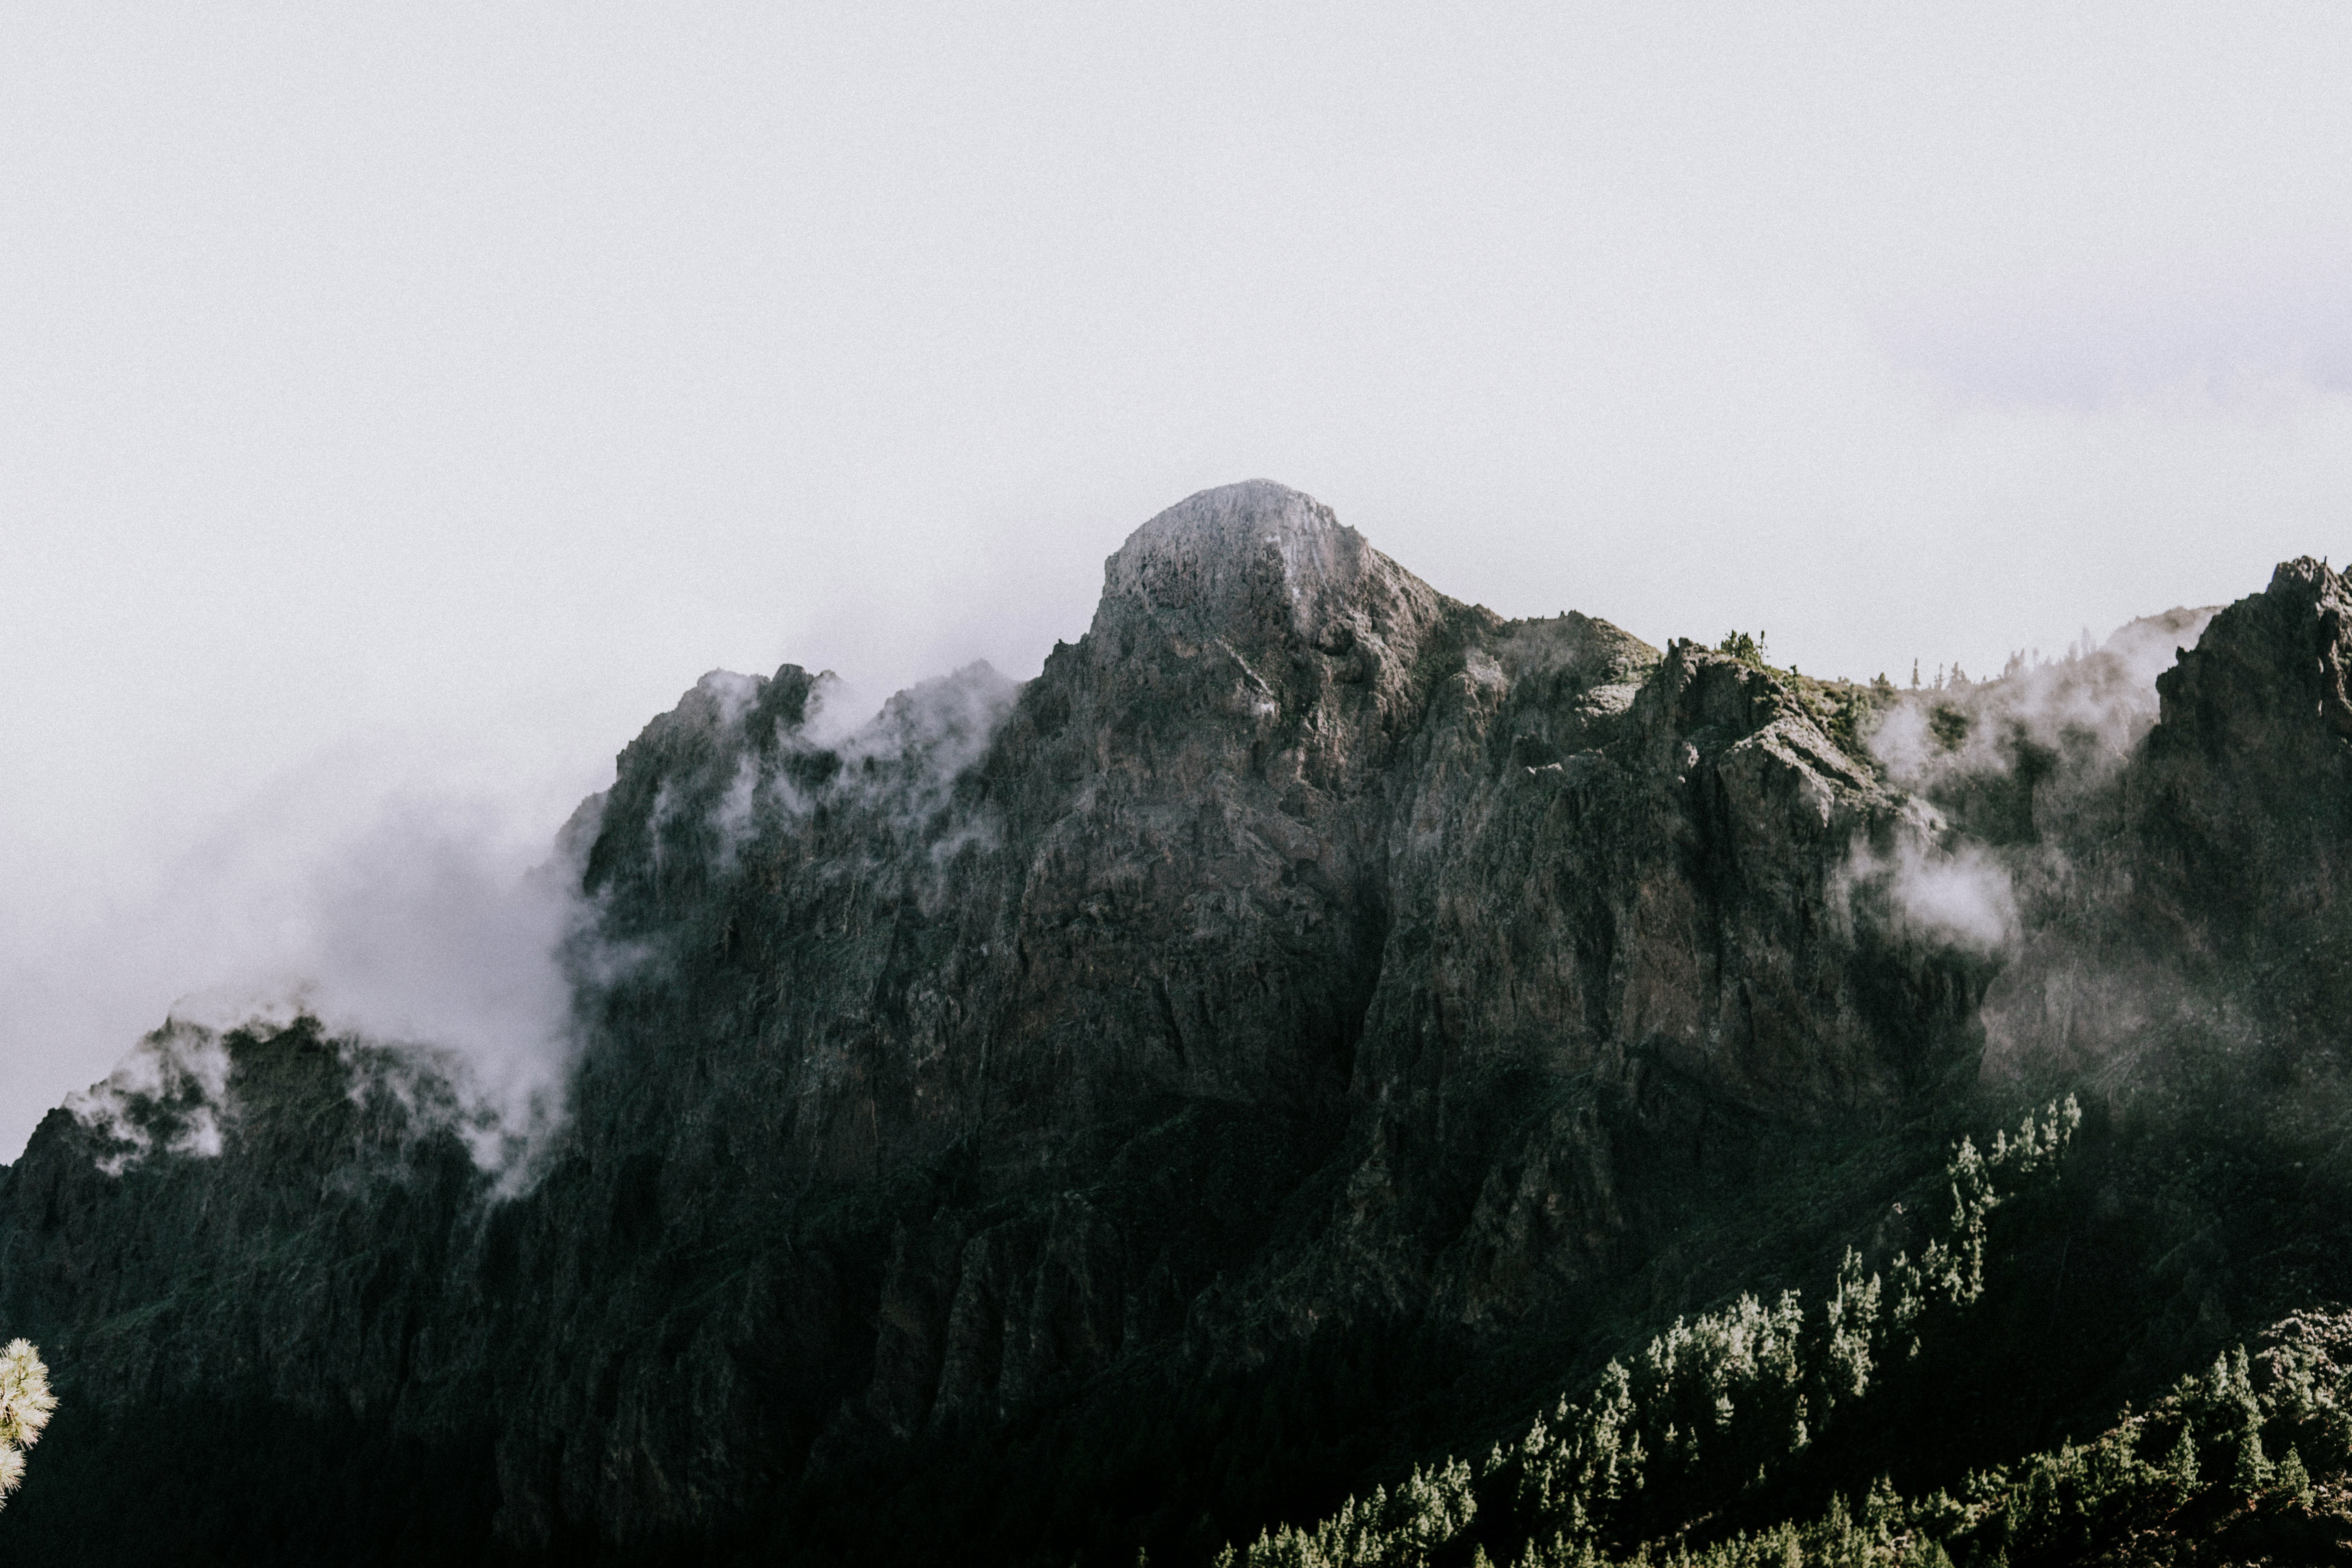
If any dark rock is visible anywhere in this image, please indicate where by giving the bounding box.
[6,482,2347,1563]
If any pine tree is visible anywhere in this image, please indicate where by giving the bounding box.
[2231,1422,2272,1497]
[2277,1445,2313,1507]
[2165,1422,2199,1500]
[1861,1473,1902,1543]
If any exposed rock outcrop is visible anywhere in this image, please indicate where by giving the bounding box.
[5,485,2341,1563]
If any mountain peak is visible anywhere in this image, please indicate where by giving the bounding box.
[1123,478,1330,550]
[1094,479,1426,650]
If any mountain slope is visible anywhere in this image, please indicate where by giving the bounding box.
[3,483,2347,1566]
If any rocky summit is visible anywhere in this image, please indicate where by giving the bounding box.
[8,482,2352,1566]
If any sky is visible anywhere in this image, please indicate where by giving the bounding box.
[5,4,2352,1157]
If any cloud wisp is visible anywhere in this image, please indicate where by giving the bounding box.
[1835,827,2019,957]
[12,766,602,1183]
[1867,606,2218,802]
[1831,605,2281,1098]
[19,659,1031,1185]
[1835,612,2215,967]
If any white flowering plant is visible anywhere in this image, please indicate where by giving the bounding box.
[0,1339,57,1505]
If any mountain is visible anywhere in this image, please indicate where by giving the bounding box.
[3,481,2350,1565]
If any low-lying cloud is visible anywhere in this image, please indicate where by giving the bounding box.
[3,662,1028,1180]
[1867,607,2216,799]
[1836,825,2019,955]
[1826,602,2302,1108]
[1,755,600,1176]
[1833,610,2222,973]
[680,661,1022,874]
[64,1020,233,1176]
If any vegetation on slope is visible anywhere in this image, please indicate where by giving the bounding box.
[1212,1085,2352,1568]
[1221,1103,2080,1566]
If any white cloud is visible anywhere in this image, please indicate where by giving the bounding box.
[1837,828,2019,956]
[64,1019,233,1175]
[7,4,2352,1156]
[0,740,597,1166]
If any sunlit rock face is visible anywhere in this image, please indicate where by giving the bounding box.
[3,483,2338,1561]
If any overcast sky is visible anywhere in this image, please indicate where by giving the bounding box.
[5,4,2352,1156]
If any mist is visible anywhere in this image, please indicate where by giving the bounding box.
[1836,828,2020,956]
[0,751,599,1163]
[1822,602,2292,1107]
[9,6,2352,1157]
[1836,610,2214,955]
[1867,606,2218,799]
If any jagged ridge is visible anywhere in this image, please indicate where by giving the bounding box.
[5,485,2352,1566]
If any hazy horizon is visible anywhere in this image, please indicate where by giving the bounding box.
[8,4,2352,1157]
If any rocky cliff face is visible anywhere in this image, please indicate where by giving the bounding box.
[4,483,2344,1564]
